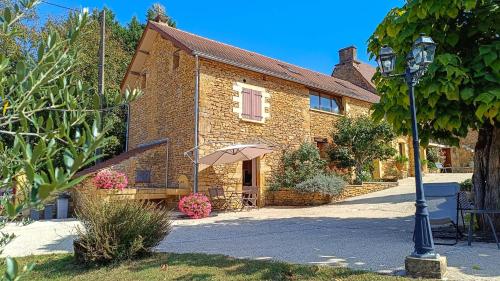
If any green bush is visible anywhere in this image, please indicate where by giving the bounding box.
[269,143,326,190]
[426,147,444,169]
[74,192,172,264]
[460,178,473,192]
[295,174,346,195]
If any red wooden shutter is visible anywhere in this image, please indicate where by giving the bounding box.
[242,88,252,119]
[252,90,263,121]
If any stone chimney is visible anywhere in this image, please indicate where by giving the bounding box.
[338,46,358,64]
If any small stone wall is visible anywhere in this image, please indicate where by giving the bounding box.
[266,181,399,206]
[265,190,333,206]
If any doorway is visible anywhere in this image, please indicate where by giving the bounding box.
[242,159,257,188]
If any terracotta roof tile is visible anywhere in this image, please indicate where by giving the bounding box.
[355,62,377,90]
[149,22,380,103]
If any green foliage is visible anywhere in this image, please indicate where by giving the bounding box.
[394,155,409,164]
[0,1,140,278]
[269,143,326,190]
[329,116,396,184]
[295,174,346,195]
[460,178,473,191]
[425,147,444,169]
[146,3,176,27]
[74,192,172,264]
[1,1,176,160]
[368,0,499,146]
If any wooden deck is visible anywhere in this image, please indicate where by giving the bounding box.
[94,187,191,200]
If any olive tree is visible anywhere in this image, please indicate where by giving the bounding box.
[0,1,139,278]
[367,0,499,226]
[329,116,396,184]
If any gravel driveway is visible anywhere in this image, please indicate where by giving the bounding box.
[3,173,499,280]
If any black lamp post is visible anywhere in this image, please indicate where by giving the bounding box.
[377,34,438,259]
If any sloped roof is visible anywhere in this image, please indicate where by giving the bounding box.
[354,62,377,90]
[76,139,168,177]
[138,21,380,103]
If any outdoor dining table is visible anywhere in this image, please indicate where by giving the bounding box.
[466,209,500,249]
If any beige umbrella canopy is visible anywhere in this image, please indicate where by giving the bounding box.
[198,144,274,169]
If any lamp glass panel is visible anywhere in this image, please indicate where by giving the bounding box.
[424,44,436,64]
[412,45,424,65]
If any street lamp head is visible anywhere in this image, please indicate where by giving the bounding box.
[412,33,436,67]
[377,45,396,76]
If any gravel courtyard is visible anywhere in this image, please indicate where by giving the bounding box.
[3,173,499,280]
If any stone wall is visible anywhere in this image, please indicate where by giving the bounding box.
[196,59,376,202]
[197,59,310,199]
[451,130,477,168]
[127,37,196,188]
[266,181,399,206]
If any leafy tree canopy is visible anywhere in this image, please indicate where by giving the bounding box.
[329,116,396,184]
[368,0,499,146]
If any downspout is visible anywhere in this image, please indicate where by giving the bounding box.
[193,55,200,193]
[165,138,169,188]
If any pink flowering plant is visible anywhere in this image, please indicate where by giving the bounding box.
[92,169,128,191]
[178,193,212,219]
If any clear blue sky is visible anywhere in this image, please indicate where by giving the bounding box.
[37,0,403,74]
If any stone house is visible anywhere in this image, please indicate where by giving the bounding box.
[117,20,397,199]
[90,21,440,203]
[332,46,475,175]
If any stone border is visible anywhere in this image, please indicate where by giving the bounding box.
[266,181,399,206]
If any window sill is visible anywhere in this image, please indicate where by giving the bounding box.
[240,117,265,125]
[309,108,344,117]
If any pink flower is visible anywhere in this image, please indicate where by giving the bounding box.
[178,193,212,219]
[93,169,128,191]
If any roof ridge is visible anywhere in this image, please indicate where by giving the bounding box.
[152,21,355,82]
[153,21,305,67]
[148,21,380,103]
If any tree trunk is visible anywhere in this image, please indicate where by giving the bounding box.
[473,123,500,229]
[354,164,363,185]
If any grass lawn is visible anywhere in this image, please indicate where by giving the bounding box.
[5,252,424,281]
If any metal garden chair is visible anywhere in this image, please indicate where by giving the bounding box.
[423,182,461,245]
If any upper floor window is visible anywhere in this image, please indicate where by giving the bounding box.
[172,51,180,70]
[242,88,263,121]
[309,91,341,114]
[233,82,270,123]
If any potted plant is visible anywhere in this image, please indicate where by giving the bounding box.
[394,155,409,171]
[92,169,128,191]
[178,193,212,219]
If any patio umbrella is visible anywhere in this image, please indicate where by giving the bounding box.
[198,144,274,168]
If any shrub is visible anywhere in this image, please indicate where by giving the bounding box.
[92,169,128,190]
[329,116,396,184]
[74,192,171,264]
[460,178,473,192]
[178,193,212,219]
[295,174,346,196]
[426,147,445,169]
[269,142,326,190]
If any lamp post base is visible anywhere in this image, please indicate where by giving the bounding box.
[405,255,447,279]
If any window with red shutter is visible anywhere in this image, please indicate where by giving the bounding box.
[252,89,263,121]
[242,88,252,119]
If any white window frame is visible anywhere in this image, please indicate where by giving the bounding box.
[232,82,270,123]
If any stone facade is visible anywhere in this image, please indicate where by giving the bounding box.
[120,31,417,205]
[196,58,373,202]
[127,38,196,188]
